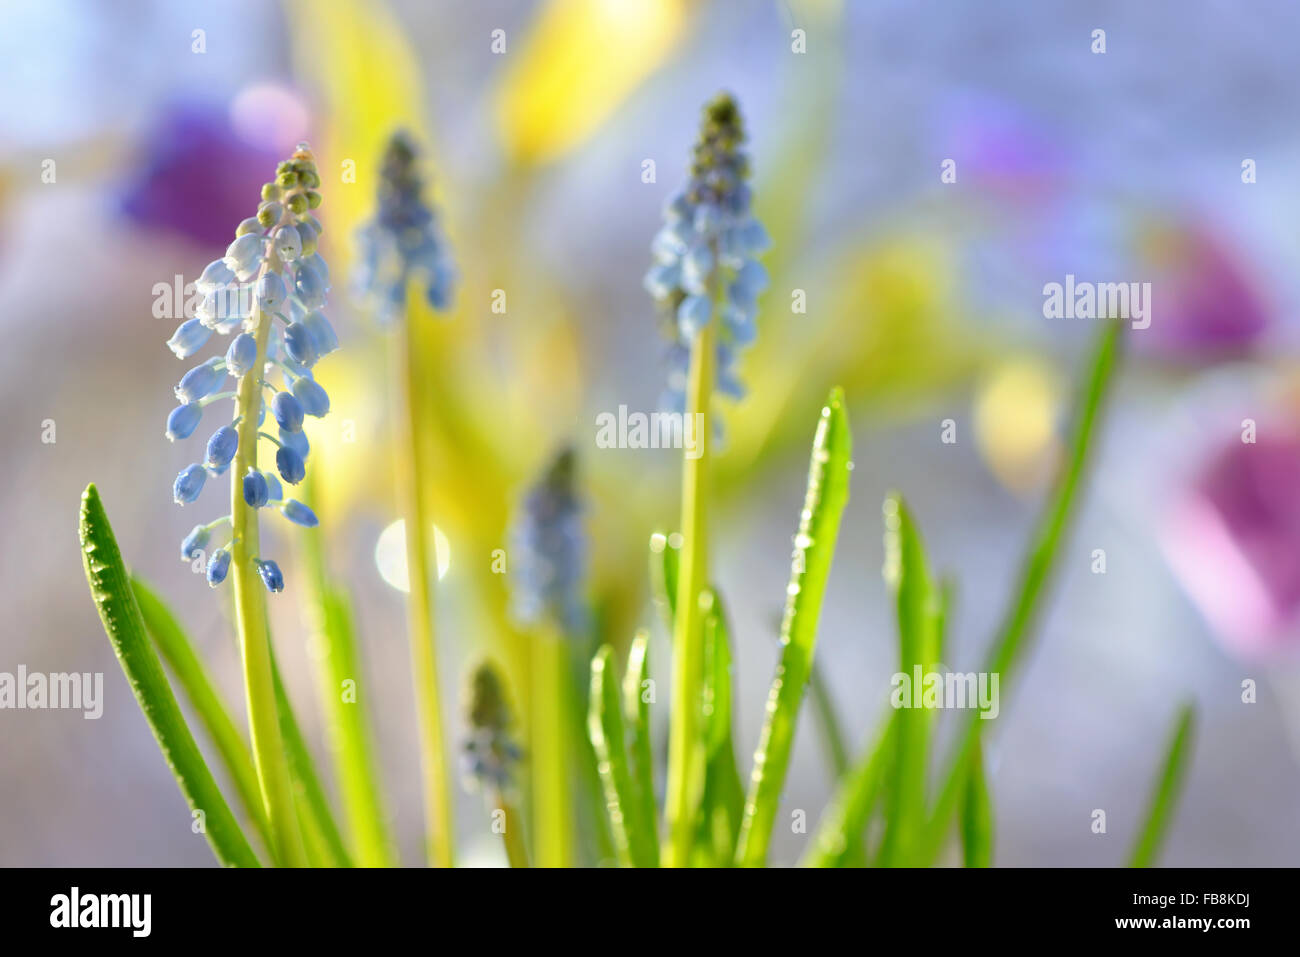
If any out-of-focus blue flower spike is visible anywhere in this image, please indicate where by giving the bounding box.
[280,499,318,527]
[173,464,207,504]
[167,318,211,359]
[256,558,285,593]
[509,447,586,637]
[204,425,239,473]
[226,332,257,378]
[166,402,203,442]
[175,357,225,403]
[677,295,712,338]
[206,548,231,586]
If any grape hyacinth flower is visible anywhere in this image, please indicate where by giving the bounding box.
[647,93,770,867]
[644,92,771,418]
[164,142,337,596]
[463,661,528,868]
[508,446,585,867]
[354,131,460,868]
[509,447,586,637]
[159,142,336,867]
[354,131,456,323]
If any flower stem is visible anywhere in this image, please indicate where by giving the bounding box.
[494,791,531,868]
[531,627,572,867]
[394,282,455,867]
[230,272,305,867]
[664,312,715,868]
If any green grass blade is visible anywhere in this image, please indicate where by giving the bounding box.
[695,589,744,866]
[298,491,396,866]
[803,711,896,867]
[130,575,273,854]
[736,388,853,866]
[589,645,652,866]
[649,531,681,629]
[961,736,994,867]
[270,654,353,867]
[78,484,260,868]
[878,494,943,866]
[807,659,850,784]
[922,322,1122,864]
[1129,703,1196,868]
[622,631,659,866]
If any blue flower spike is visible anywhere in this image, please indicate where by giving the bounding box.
[165,142,335,591]
[353,131,456,323]
[644,93,769,416]
[508,447,586,636]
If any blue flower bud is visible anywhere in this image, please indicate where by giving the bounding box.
[677,295,712,338]
[294,259,327,310]
[276,445,306,484]
[283,322,319,367]
[226,332,257,377]
[281,499,318,527]
[243,468,269,508]
[224,233,265,281]
[302,311,338,357]
[206,548,231,586]
[204,425,239,472]
[256,558,285,593]
[166,402,202,442]
[166,318,212,359]
[271,225,302,262]
[306,252,330,286]
[278,427,309,461]
[173,464,207,504]
[180,524,211,561]
[263,471,283,502]
[733,258,769,298]
[681,244,714,295]
[256,271,287,313]
[734,217,771,255]
[643,262,680,299]
[175,358,225,403]
[271,390,305,432]
[292,377,330,417]
[197,258,235,294]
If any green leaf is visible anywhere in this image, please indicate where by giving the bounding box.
[1129,703,1196,868]
[130,576,272,854]
[806,658,851,785]
[622,631,659,866]
[298,489,397,866]
[803,712,896,867]
[694,589,744,866]
[878,494,943,867]
[922,322,1122,864]
[270,652,353,867]
[649,531,680,630]
[588,645,654,866]
[78,484,260,868]
[735,387,853,866]
[961,736,994,868]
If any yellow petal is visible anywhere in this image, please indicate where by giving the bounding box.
[973,355,1064,495]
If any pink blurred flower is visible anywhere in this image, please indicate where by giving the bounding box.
[1164,421,1300,658]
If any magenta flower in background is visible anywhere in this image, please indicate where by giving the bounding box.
[119,91,310,249]
[1164,420,1300,658]
[1139,221,1271,359]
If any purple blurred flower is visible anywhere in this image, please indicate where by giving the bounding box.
[1164,422,1300,657]
[119,100,301,249]
[1139,222,1270,359]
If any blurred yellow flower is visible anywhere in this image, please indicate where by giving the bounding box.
[495,0,688,165]
[973,355,1063,495]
